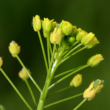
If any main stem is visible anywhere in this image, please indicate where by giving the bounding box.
[37,47,65,110]
[37,59,59,110]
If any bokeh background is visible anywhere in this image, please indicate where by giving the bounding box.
[0,0,110,110]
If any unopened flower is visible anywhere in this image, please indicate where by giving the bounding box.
[50,28,62,44]
[60,20,73,36]
[42,18,53,32]
[43,30,50,38]
[51,21,57,31]
[18,68,31,80]
[9,41,20,57]
[83,79,104,101]
[68,36,75,44]
[0,57,3,67]
[70,74,82,87]
[76,30,87,42]
[70,26,78,36]
[83,88,96,101]
[81,32,99,48]
[87,54,104,67]
[33,15,41,32]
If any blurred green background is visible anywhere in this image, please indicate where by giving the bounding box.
[0,0,110,110]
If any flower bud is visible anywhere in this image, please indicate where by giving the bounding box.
[18,68,31,80]
[86,37,99,49]
[83,86,96,101]
[43,30,50,38]
[60,20,73,36]
[50,28,62,44]
[0,57,3,67]
[70,74,82,87]
[51,21,57,31]
[83,79,104,101]
[33,15,41,32]
[95,84,104,93]
[70,26,78,36]
[87,89,96,101]
[68,36,75,44]
[42,18,53,32]
[81,32,99,48]
[9,41,20,57]
[76,30,87,42]
[87,54,104,67]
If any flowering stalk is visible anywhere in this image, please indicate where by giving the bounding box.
[15,54,42,93]
[37,46,66,110]
[0,67,33,110]
[0,14,104,110]
[44,92,83,109]
[73,98,87,110]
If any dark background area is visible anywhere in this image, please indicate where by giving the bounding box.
[0,0,110,110]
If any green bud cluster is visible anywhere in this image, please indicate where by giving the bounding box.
[32,15,99,50]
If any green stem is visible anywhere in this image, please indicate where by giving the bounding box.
[47,86,72,98]
[49,39,52,57]
[37,31,48,72]
[73,98,87,110]
[0,68,33,110]
[44,92,83,109]
[63,41,79,56]
[61,46,86,64]
[49,64,89,90]
[47,37,50,67]
[24,79,37,106]
[15,54,42,93]
[54,65,84,79]
[64,43,82,59]
[36,46,66,110]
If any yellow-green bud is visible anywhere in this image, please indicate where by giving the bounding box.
[83,86,96,101]
[33,15,41,32]
[76,30,87,42]
[70,74,82,87]
[51,21,57,31]
[68,36,75,44]
[86,37,99,49]
[95,84,104,93]
[87,54,104,67]
[70,26,78,36]
[89,81,94,90]
[83,79,104,101]
[60,20,73,36]
[18,68,31,80]
[42,18,53,32]
[43,30,50,38]
[9,41,20,57]
[50,28,62,44]
[81,32,99,48]
[0,57,3,67]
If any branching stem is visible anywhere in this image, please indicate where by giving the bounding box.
[0,68,33,110]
